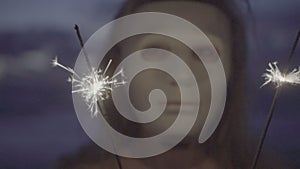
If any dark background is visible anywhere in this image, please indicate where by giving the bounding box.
[0,0,299,168]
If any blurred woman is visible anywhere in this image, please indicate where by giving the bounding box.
[57,0,293,169]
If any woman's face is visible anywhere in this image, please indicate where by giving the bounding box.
[119,1,232,140]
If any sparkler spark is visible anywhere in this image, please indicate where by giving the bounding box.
[251,30,300,169]
[52,56,126,117]
[261,61,300,88]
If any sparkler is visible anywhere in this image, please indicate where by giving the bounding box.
[74,25,125,169]
[52,56,126,117]
[53,25,126,169]
[251,30,300,169]
[261,61,300,88]
[52,25,126,117]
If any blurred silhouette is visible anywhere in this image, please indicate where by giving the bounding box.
[56,0,295,169]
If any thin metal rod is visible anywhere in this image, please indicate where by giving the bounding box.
[251,30,300,169]
[284,30,300,73]
[115,153,124,169]
[96,102,124,169]
[74,24,93,72]
[250,88,281,169]
[74,24,124,169]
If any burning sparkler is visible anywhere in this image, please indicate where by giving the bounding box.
[52,24,126,118]
[251,30,300,169]
[52,56,126,117]
[52,25,125,169]
[261,61,300,88]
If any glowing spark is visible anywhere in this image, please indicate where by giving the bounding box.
[261,61,300,88]
[52,56,126,117]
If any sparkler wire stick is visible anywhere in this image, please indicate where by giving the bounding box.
[74,24,93,72]
[251,30,300,169]
[74,25,124,169]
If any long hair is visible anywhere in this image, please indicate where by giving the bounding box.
[110,0,249,168]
